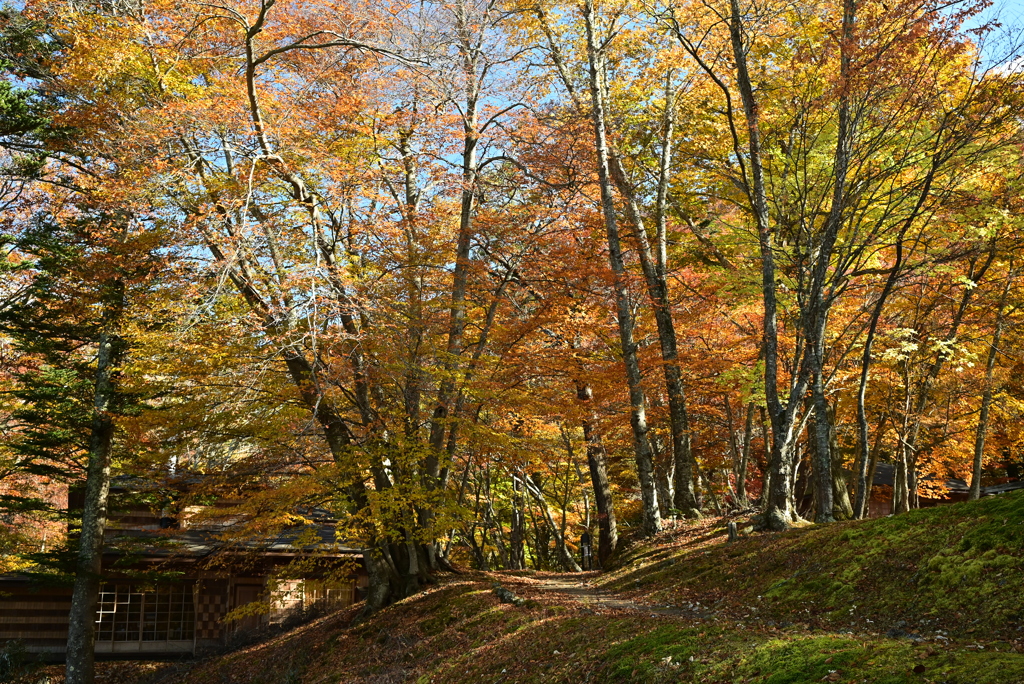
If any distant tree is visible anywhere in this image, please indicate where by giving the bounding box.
[1,210,159,684]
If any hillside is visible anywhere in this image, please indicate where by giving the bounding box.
[15,492,1024,684]
[599,489,1024,640]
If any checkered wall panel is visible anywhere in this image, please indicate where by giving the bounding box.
[196,582,229,640]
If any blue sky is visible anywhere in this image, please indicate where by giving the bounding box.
[959,0,1024,67]
[988,0,1024,22]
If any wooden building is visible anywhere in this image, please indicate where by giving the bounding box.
[865,463,1024,517]
[0,484,366,659]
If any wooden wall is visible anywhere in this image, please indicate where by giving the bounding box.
[0,578,72,654]
[0,570,361,658]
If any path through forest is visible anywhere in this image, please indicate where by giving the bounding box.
[492,573,693,618]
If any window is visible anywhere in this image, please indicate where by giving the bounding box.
[95,583,195,642]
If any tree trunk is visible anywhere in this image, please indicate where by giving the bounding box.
[583,0,660,536]
[66,283,125,684]
[522,476,582,572]
[737,401,755,505]
[864,417,887,516]
[725,0,806,530]
[809,363,835,523]
[790,436,806,517]
[575,461,592,530]
[509,469,526,570]
[424,0,486,567]
[652,432,674,519]
[970,264,1015,499]
[484,466,511,568]
[606,80,701,520]
[704,468,723,515]
[828,406,854,519]
[564,426,592,530]
[854,248,903,517]
[665,7,800,522]
[758,406,772,506]
[577,381,617,567]
[903,243,996,510]
[804,0,858,525]
[894,450,910,514]
[724,395,741,508]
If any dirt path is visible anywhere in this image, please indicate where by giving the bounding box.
[498,574,691,617]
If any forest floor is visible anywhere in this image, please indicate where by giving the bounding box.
[11,490,1024,684]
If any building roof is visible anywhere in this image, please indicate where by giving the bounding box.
[105,524,363,561]
[81,473,363,562]
[981,480,1024,496]
[872,463,1021,498]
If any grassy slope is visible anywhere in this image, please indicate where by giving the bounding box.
[599,489,1024,640]
[17,491,1024,684]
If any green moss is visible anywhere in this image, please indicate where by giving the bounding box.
[598,625,702,682]
[728,636,890,684]
[952,650,1024,682]
[598,491,1024,638]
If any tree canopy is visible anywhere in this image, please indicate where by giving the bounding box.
[1,0,1024,677]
